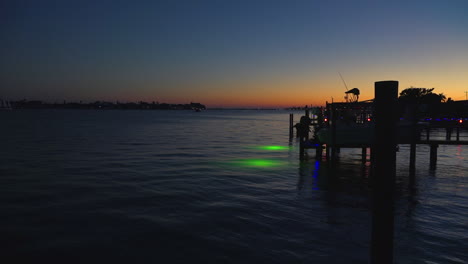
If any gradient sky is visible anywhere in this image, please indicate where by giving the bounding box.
[1,0,468,107]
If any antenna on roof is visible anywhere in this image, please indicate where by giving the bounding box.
[338,72,349,91]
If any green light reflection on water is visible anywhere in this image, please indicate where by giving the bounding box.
[250,145,291,151]
[219,145,291,169]
[230,158,286,168]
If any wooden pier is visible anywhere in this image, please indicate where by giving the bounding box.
[290,107,468,171]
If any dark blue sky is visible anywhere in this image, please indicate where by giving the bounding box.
[2,0,467,106]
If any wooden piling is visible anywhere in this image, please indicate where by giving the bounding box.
[361,147,367,164]
[371,80,398,264]
[409,143,416,176]
[446,127,452,140]
[315,145,323,160]
[409,104,417,176]
[289,113,294,138]
[330,103,338,162]
[429,144,438,170]
[299,140,305,160]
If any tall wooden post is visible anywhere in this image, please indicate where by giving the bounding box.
[408,104,417,177]
[409,143,416,188]
[446,128,452,140]
[371,81,398,264]
[331,103,338,162]
[429,144,438,170]
[289,113,294,138]
[361,147,367,164]
[409,144,416,175]
[299,139,305,160]
[315,145,323,160]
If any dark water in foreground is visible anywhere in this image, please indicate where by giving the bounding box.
[1,110,467,263]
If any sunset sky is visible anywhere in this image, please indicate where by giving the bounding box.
[1,0,468,108]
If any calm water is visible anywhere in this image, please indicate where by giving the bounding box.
[1,110,467,263]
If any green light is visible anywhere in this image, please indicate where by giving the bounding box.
[245,159,277,167]
[252,145,290,151]
[231,158,285,168]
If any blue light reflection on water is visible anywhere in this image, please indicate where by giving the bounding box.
[312,160,320,190]
[0,110,467,263]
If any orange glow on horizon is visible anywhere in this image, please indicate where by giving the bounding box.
[78,76,468,109]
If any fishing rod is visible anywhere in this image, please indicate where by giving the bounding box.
[338,72,349,91]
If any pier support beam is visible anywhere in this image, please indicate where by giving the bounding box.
[446,127,452,140]
[330,103,338,164]
[299,139,305,160]
[408,104,418,177]
[371,80,398,264]
[361,147,367,164]
[315,145,323,160]
[289,113,294,138]
[409,143,416,176]
[429,144,438,170]
[409,143,416,187]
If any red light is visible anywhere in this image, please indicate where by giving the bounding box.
[324,118,328,122]
[459,119,463,124]
[367,118,371,122]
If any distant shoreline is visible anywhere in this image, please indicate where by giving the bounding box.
[6,100,206,110]
[4,100,315,111]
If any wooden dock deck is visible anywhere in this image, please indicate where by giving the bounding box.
[290,109,468,171]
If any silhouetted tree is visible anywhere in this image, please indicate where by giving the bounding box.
[425,93,445,104]
[399,87,427,102]
[399,87,446,103]
[399,87,446,117]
